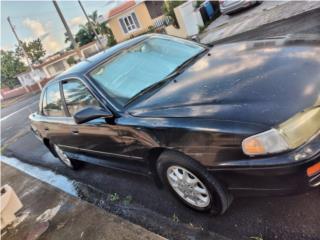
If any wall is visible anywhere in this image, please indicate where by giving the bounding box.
[0,78,50,100]
[81,44,100,58]
[40,43,100,78]
[0,87,27,100]
[44,59,69,77]
[179,2,204,36]
[108,2,154,42]
[16,69,47,91]
[165,2,204,38]
[165,5,188,38]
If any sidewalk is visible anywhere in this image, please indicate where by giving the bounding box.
[1,163,165,240]
[200,1,320,44]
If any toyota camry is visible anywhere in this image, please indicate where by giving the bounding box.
[30,34,320,214]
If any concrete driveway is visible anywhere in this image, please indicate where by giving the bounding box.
[200,1,320,44]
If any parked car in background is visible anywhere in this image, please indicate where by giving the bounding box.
[220,0,260,15]
[30,34,320,215]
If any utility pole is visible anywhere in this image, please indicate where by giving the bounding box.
[78,0,103,50]
[52,0,84,59]
[7,16,42,90]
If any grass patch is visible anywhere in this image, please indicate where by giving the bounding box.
[108,193,120,202]
[172,213,179,223]
[250,235,264,240]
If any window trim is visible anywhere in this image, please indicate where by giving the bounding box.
[39,87,46,115]
[118,11,140,34]
[41,77,117,120]
[41,81,67,118]
[60,80,70,117]
[61,78,101,117]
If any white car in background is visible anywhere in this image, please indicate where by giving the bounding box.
[219,0,260,15]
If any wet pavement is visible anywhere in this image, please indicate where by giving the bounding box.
[1,162,166,240]
[3,132,320,240]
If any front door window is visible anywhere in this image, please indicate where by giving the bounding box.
[62,79,100,116]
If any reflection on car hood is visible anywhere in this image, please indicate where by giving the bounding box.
[129,40,320,127]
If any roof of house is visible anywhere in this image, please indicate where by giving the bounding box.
[34,41,97,69]
[107,1,136,19]
[52,34,153,80]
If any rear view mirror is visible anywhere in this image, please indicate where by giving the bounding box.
[73,107,113,124]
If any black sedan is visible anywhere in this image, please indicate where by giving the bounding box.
[30,34,320,214]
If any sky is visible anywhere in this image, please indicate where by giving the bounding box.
[1,0,120,55]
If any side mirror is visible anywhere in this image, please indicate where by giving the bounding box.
[73,107,113,124]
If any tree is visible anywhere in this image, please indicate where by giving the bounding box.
[75,25,95,46]
[66,56,77,66]
[65,10,117,48]
[88,11,117,46]
[162,1,185,28]
[15,38,46,64]
[1,50,28,89]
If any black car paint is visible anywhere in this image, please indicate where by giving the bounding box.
[30,34,320,196]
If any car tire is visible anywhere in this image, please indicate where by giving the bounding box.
[157,150,232,215]
[51,143,82,170]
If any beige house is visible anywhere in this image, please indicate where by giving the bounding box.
[106,1,164,42]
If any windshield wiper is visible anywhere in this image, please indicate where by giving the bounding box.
[125,78,170,106]
[166,49,208,78]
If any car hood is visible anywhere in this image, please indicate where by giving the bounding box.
[129,39,320,128]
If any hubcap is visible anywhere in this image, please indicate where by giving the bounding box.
[166,166,211,208]
[54,145,72,167]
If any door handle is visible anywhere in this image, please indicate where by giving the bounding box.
[44,127,49,131]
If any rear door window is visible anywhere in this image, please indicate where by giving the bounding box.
[43,82,64,117]
[62,79,100,116]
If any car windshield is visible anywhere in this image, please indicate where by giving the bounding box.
[89,36,205,107]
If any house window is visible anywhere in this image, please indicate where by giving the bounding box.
[119,12,140,34]
[47,61,66,76]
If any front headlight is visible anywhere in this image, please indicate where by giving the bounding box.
[242,107,320,156]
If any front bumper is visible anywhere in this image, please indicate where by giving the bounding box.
[209,134,320,196]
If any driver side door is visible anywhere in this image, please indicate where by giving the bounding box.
[60,78,124,160]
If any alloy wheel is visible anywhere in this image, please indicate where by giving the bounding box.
[54,144,72,168]
[166,165,211,208]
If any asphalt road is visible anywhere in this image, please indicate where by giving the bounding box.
[2,10,320,240]
[1,94,39,148]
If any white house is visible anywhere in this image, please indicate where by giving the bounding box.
[34,41,102,79]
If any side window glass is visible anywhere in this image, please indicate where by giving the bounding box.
[62,80,100,116]
[43,83,64,117]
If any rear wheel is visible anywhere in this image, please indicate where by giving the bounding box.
[52,144,81,170]
[157,151,232,214]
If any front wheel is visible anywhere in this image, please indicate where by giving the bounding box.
[157,151,232,214]
[52,144,81,170]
